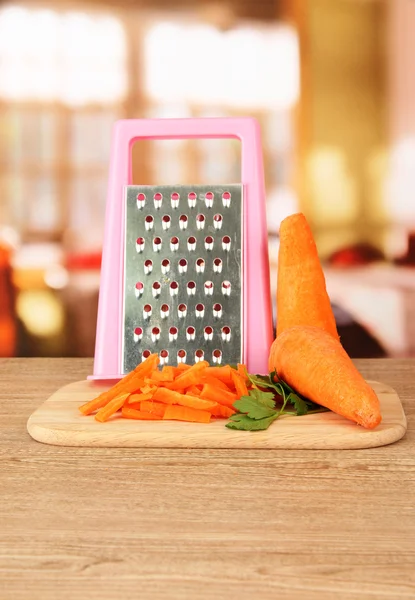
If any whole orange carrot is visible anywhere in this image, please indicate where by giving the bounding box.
[276,213,338,340]
[269,325,382,429]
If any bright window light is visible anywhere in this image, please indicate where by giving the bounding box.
[0,5,127,105]
[144,22,300,110]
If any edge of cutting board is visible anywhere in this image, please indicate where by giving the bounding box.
[27,379,407,449]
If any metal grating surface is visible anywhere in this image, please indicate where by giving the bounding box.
[122,184,243,372]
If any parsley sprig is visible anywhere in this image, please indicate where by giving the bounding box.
[226,370,327,431]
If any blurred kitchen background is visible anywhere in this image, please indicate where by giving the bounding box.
[1,0,415,360]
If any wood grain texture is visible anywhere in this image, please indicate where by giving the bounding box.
[1,358,415,600]
[27,379,406,450]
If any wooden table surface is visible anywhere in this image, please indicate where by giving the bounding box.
[1,358,415,600]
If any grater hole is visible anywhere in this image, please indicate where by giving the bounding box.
[213,257,223,273]
[204,281,214,295]
[186,326,196,341]
[170,236,179,252]
[142,349,151,361]
[196,213,205,230]
[151,326,161,342]
[153,236,162,252]
[162,214,171,230]
[178,303,187,318]
[196,257,205,273]
[169,326,178,341]
[136,192,146,209]
[135,282,144,298]
[169,281,179,296]
[204,326,214,341]
[171,191,180,208]
[222,280,231,296]
[205,191,214,208]
[222,235,231,251]
[179,214,188,230]
[154,192,163,209]
[160,349,169,365]
[136,237,145,253]
[222,191,231,207]
[145,215,154,230]
[195,303,205,318]
[195,349,205,362]
[143,304,152,319]
[178,258,188,274]
[144,259,153,274]
[213,214,223,230]
[161,303,170,318]
[187,281,196,295]
[204,235,214,251]
[213,303,222,318]
[188,191,197,208]
[134,327,143,342]
[212,349,222,364]
[221,326,231,342]
[177,349,187,363]
[152,281,161,298]
[187,236,196,251]
[161,258,170,274]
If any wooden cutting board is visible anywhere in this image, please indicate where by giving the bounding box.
[27,379,407,449]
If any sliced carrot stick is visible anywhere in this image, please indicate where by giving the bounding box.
[173,364,191,375]
[94,392,130,423]
[140,384,156,395]
[140,401,167,417]
[128,402,142,411]
[270,325,382,429]
[208,404,236,418]
[186,385,202,397]
[161,365,175,381]
[230,369,249,399]
[200,374,231,392]
[276,213,339,340]
[168,360,209,390]
[121,406,162,420]
[237,363,250,385]
[204,366,235,388]
[163,405,211,423]
[153,387,217,409]
[127,392,154,405]
[200,383,237,408]
[79,353,159,415]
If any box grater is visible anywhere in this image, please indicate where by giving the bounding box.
[90,118,273,379]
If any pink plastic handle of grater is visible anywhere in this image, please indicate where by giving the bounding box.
[91,118,273,379]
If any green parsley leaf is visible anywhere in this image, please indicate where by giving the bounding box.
[233,394,276,420]
[226,413,279,431]
[287,392,309,416]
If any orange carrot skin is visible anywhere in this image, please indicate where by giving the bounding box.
[276,213,339,340]
[95,393,130,423]
[200,383,237,408]
[127,392,154,404]
[122,407,162,420]
[163,405,211,423]
[270,325,382,429]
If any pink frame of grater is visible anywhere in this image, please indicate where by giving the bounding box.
[90,117,273,379]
